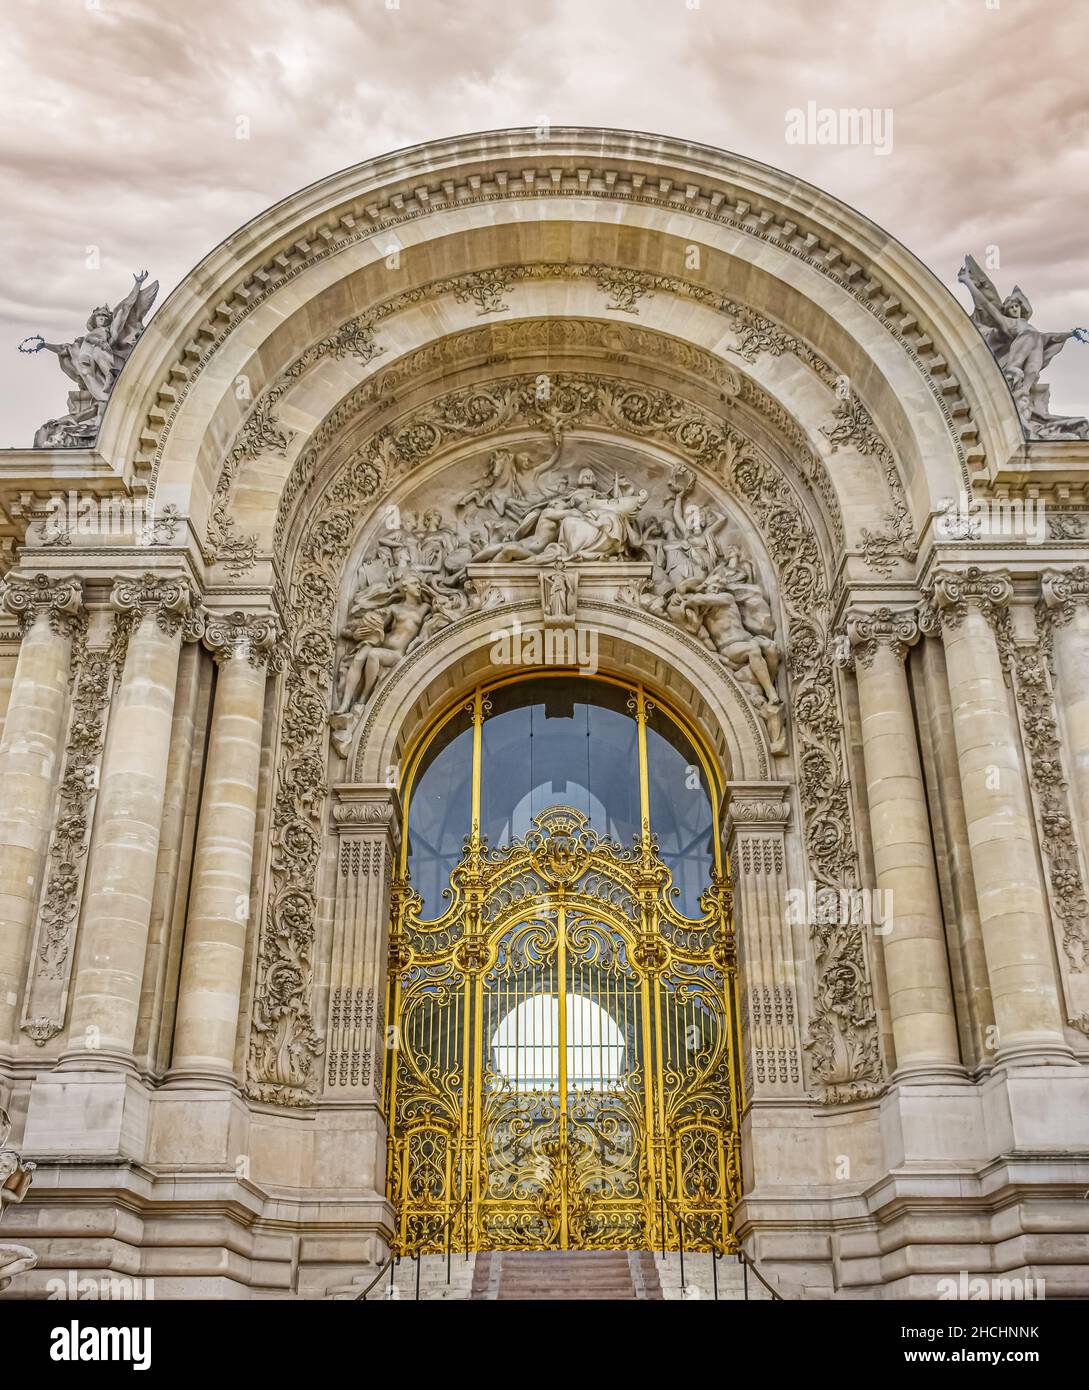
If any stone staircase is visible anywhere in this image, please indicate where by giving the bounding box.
[470,1250,664,1300]
[330,1247,782,1301]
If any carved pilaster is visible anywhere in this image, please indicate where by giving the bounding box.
[723,784,804,1098]
[325,784,402,1098]
[0,574,84,1052]
[836,603,963,1079]
[20,630,117,1047]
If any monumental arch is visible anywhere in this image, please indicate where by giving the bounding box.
[0,128,1088,1299]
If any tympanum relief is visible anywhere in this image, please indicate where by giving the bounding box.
[328,432,786,757]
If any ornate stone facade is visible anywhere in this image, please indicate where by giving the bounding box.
[0,129,1086,1300]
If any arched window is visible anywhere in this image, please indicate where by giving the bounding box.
[404,676,719,919]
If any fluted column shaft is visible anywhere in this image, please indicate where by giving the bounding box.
[171,614,278,1079]
[325,785,403,1102]
[0,576,82,1050]
[66,575,197,1064]
[927,567,1067,1064]
[842,607,962,1079]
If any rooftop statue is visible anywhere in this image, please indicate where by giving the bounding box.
[958,254,1088,440]
[20,270,159,448]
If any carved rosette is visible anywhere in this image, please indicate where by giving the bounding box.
[0,573,83,637]
[204,610,283,669]
[1041,566,1089,629]
[838,605,920,668]
[926,565,1013,632]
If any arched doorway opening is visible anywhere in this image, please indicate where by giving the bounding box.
[384,673,742,1254]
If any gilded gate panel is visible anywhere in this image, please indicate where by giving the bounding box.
[385,802,741,1254]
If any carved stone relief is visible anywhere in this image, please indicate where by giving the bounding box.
[327,431,786,760]
[248,369,880,1106]
[206,269,914,577]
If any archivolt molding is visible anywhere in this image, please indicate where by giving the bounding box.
[351,598,771,785]
[117,137,993,494]
[248,367,882,1108]
[207,264,922,575]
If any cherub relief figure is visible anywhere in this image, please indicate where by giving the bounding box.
[958,253,1088,440]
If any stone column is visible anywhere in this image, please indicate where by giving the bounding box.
[325,785,402,1101]
[840,606,963,1080]
[1042,566,1089,857]
[64,574,200,1066]
[924,566,1068,1065]
[170,612,280,1081]
[722,784,804,1099]
[0,574,83,1054]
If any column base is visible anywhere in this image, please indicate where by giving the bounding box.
[993,1040,1077,1068]
[890,1061,970,1085]
[162,1066,241,1090]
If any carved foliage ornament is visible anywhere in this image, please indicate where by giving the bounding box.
[993,603,1089,989]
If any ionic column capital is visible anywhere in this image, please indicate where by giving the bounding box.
[1041,566,1089,629]
[924,565,1013,632]
[109,571,202,641]
[0,572,84,637]
[203,610,283,669]
[836,604,920,668]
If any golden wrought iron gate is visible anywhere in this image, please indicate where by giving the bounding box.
[385,785,743,1254]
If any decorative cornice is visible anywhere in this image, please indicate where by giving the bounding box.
[838,604,920,668]
[925,565,1013,632]
[203,610,283,669]
[0,573,83,637]
[1041,566,1089,629]
[131,144,980,492]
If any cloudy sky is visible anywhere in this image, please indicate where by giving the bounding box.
[2,0,1087,446]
